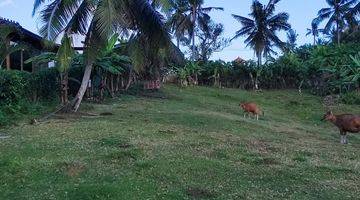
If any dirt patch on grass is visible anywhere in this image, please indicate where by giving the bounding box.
[186,187,217,199]
[247,139,277,154]
[52,112,100,121]
[58,161,86,177]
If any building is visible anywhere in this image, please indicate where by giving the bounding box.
[0,17,51,72]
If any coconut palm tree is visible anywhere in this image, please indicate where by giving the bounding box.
[167,0,193,48]
[345,1,360,30]
[285,29,298,52]
[33,0,170,112]
[188,0,223,60]
[232,0,291,67]
[306,20,325,45]
[314,0,358,45]
[166,0,223,60]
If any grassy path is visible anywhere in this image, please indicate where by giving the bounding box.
[1,85,359,199]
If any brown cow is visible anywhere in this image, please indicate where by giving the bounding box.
[240,102,263,120]
[322,111,360,144]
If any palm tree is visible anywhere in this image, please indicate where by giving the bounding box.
[314,0,358,45]
[188,0,223,60]
[345,1,360,30]
[286,29,298,52]
[306,20,324,45]
[33,0,170,112]
[232,0,291,67]
[167,0,193,48]
[166,0,223,60]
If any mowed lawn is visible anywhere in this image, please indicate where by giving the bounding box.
[1,85,359,199]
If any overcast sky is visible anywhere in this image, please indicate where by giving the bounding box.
[0,0,328,61]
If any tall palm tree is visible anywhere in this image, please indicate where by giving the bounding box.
[166,0,222,60]
[306,20,324,45]
[285,29,298,52]
[188,0,223,60]
[167,0,193,48]
[232,0,291,67]
[314,0,358,45]
[33,0,170,112]
[345,1,360,30]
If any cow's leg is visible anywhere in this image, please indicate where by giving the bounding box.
[343,134,348,144]
[340,130,348,144]
[256,114,259,120]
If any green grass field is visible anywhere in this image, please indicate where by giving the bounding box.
[1,85,359,199]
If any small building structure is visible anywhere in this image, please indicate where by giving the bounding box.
[0,17,51,72]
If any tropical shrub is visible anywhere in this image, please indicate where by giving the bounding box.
[340,91,360,105]
[0,69,28,106]
[173,62,203,86]
[0,68,59,126]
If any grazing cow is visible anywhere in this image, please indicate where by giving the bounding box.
[240,102,263,120]
[322,111,360,144]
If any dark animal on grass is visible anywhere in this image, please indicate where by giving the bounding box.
[322,111,360,144]
[240,102,263,120]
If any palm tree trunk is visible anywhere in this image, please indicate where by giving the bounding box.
[60,72,69,105]
[72,61,93,112]
[192,5,196,61]
[6,55,10,70]
[255,53,262,90]
[125,69,133,91]
[336,19,340,45]
[5,38,10,70]
[257,53,262,67]
[20,50,24,71]
[313,35,316,45]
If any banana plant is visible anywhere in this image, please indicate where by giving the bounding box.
[185,61,202,85]
[56,35,75,104]
[93,34,131,97]
[26,35,75,104]
[341,53,360,90]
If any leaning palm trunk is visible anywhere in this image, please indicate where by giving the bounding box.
[72,61,94,112]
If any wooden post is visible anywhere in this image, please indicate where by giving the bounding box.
[20,50,24,71]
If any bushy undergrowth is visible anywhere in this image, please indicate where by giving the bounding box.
[0,69,59,126]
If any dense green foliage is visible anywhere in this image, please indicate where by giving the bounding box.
[171,43,360,104]
[0,69,59,125]
[1,85,359,199]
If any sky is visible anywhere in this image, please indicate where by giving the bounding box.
[0,0,328,61]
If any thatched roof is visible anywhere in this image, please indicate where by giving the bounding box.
[233,57,245,64]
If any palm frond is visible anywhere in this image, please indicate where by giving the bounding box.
[38,0,82,40]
